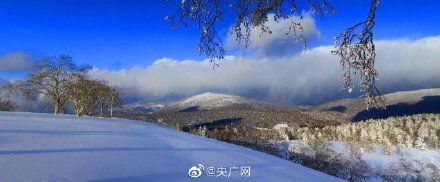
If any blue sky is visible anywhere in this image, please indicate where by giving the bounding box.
[0,0,198,70]
[1,0,440,105]
[1,0,439,70]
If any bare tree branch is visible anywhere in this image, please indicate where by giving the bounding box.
[167,0,334,66]
[168,0,384,109]
[332,0,386,109]
[9,55,92,114]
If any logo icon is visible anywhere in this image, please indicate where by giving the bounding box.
[206,167,215,176]
[188,164,204,178]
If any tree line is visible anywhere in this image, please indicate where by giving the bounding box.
[9,54,123,117]
[289,114,440,151]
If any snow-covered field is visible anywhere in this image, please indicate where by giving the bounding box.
[0,112,341,181]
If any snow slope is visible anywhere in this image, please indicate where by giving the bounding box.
[315,88,440,114]
[179,92,249,106]
[121,102,165,114]
[0,112,341,181]
[158,92,299,113]
[162,92,253,112]
[314,88,440,121]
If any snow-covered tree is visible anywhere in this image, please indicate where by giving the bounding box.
[290,114,440,150]
[415,124,429,150]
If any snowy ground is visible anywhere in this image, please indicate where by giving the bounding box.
[0,112,341,181]
[328,141,440,170]
[288,140,440,169]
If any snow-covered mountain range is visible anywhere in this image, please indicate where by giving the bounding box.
[138,92,348,130]
[121,88,439,123]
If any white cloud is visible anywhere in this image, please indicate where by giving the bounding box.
[375,36,440,90]
[91,36,440,104]
[0,52,34,72]
[226,12,320,58]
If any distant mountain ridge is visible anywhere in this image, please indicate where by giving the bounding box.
[314,88,440,121]
[120,102,165,114]
[134,92,349,130]
[122,88,440,124]
[158,92,297,113]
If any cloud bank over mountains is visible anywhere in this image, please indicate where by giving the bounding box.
[6,12,436,106]
[91,36,440,105]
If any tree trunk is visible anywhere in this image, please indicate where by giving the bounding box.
[54,97,60,115]
[100,102,104,117]
[110,105,113,117]
[53,77,61,115]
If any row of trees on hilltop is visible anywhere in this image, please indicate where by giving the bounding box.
[10,54,123,117]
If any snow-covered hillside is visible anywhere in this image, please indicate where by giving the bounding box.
[314,88,440,121]
[121,102,165,114]
[181,92,249,105]
[0,112,340,181]
[384,88,440,104]
[165,92,252,111]
[158,92,298,113]
[315,88,440,113]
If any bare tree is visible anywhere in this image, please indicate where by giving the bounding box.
[66,76,100,116]
[167,0,384,108]
[66,75,122,117]
[107,86,123,117]
[95,80,111,117]
[95,82,123,118]
[10,55,91,114]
